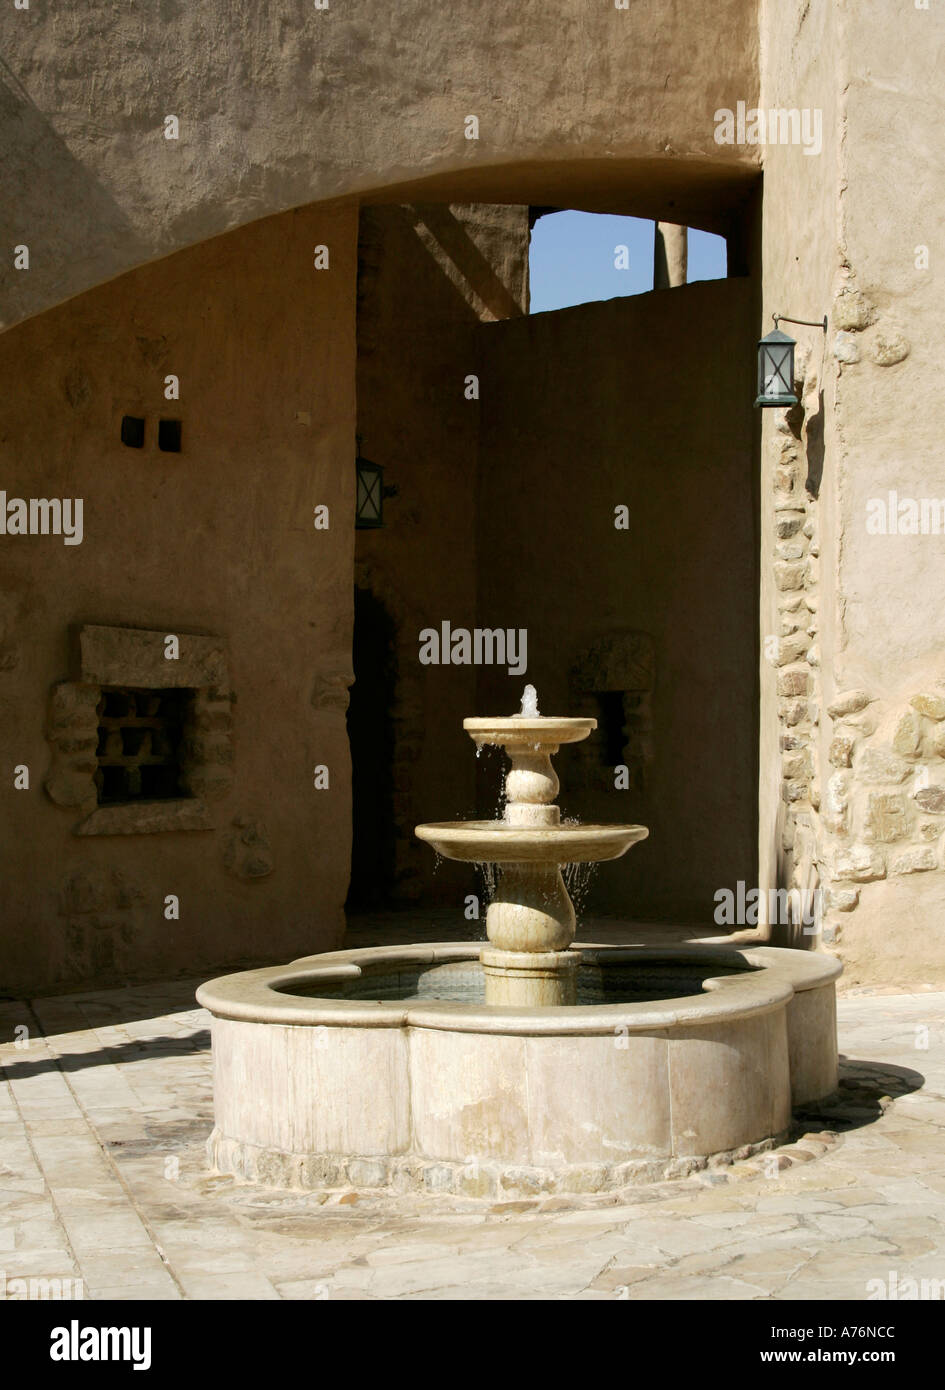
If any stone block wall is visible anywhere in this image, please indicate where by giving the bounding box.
[821,688,945,926]
[766,350,824,934]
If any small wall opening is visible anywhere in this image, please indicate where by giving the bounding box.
[120,415,145,448]
[158,419,182,452]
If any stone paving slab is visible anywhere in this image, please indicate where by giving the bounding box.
[0,980,944,1300]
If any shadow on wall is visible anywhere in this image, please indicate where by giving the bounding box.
[346,587,398,910]
[805,390,826,497]
[0,63,148,327]
[403,205,528,321]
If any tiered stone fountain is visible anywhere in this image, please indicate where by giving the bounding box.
[198,691,841,1197]
[416,689,647,1007]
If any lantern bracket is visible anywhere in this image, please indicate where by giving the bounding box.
[772,313,828,333]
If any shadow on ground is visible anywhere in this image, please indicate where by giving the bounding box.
[0,1028,210,1083]
[795,1056,925,1133]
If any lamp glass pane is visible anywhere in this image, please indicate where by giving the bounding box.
[759,342,795,398]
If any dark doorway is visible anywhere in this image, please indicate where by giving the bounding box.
[346,586,398,909]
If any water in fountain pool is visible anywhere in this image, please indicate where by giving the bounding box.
[278,956,748,1006]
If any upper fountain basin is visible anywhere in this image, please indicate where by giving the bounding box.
[463,716,596,749]
[415,820,648,864]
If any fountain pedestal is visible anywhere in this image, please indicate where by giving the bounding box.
[484,752,578,1006]
[480,946,578,1006]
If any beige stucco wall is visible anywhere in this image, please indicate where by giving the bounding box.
[0,203,357,994]
[476,277,759,924]
[759,0,945,985]
[819,1,945,985]
[0,0,759,329]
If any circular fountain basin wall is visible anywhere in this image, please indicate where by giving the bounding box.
[196,944,840,1198]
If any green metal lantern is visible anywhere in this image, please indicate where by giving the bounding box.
[755,326,798,408]
[355,454,384,528]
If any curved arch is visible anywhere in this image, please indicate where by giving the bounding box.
[0,0,760,329]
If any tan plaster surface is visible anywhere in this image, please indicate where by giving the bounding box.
[0,0,760,328]
[0,203,357,995]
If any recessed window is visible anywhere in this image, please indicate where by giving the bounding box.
[121,416,145,448]
[594,691,627,767]
[94,686,193,804]
[158,419,182,452]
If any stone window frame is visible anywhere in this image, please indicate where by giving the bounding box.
[45,624,232,836]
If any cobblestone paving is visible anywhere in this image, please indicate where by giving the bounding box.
[1,976,943,1301]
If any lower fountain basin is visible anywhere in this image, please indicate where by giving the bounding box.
[415,821,648,863]
[197,942,840,1198]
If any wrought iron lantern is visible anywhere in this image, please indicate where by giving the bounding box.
[755,313,827,408]
[355,452,384,529]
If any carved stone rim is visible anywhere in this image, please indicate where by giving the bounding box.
[196,942,840,1035]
